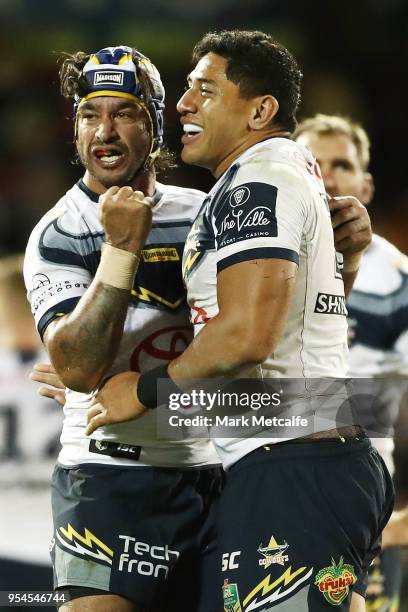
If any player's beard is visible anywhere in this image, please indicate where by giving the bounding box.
[78,148,148,189]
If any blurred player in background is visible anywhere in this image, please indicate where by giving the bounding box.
[294,113,408,612]
[24,45,221,612]
[0,254,63,604]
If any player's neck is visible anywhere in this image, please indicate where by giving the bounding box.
[213,128,290,178]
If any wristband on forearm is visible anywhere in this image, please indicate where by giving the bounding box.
[94,243,139,290]
[137,364,182,409]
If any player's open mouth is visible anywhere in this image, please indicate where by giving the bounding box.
[181,124,204,145]
[93,148,125,167]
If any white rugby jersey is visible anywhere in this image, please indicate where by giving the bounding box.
[182,138,349,469]
[347,234,408,474]
[24,180,219,468]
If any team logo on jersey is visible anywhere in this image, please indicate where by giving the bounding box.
[141,247,180,263]
[229,186,251,208]
[258,535,289,567]
[223,579,242,612]
[182,217,206,279]
[131,286,184,309]
[314,293,348,316]
[315,557,357,605]
[57,524,114,565]
[243,565,313,610]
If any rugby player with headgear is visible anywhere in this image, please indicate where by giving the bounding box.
[24,45,221,612]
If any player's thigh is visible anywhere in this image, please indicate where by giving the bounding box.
[160,467,223,612]
[51,465,189,609]
[350,591,365,612]
[52,463,223,611]
[216,438,392,611]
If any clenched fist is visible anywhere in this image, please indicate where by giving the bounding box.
[99,186,153,254]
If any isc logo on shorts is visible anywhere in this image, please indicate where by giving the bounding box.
[118,535,179,579]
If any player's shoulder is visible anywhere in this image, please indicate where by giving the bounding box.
[154,182,207,221]
[362,234,408,277]
[24,182,102,272]
[368,234,408,270]
[235,138,318,189]
[353,233,408,295]
[28,182,97,240]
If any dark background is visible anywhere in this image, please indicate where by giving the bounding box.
[1,0,407,604]
[1,0,407,255]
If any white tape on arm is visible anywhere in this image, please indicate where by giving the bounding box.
[94,243,139,290]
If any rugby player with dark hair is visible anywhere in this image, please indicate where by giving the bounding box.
[85,31,393,611]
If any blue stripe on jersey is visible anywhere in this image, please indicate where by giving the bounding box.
[39,218,188,312]
[39,245,101,274]
[38,297,81,338]
[348,304,408,350]
[150,220,196,228]
[39,219,103,275]
[145,225,195,247]
[217,247,299,273]
[347,273,408,316]
[40,217,104,243]
[348,271,408,349]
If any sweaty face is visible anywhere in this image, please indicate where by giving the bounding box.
[177,53,256,178]
[76,96,151,192]
[295,132,373,204]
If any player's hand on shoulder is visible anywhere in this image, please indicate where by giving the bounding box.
[328,195,372,255]
[86,370,147,435]
[29,362,66,406]
[99,186,153,254]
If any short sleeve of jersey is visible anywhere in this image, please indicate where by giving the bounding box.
[24,207,96,338]
[211,161,308,273]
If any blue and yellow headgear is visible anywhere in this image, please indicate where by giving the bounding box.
[74,45,165,160]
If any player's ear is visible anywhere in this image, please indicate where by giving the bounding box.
[248,95,279,131]
[361,173,374,206]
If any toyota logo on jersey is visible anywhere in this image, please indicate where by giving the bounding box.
[130,326,192,371]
